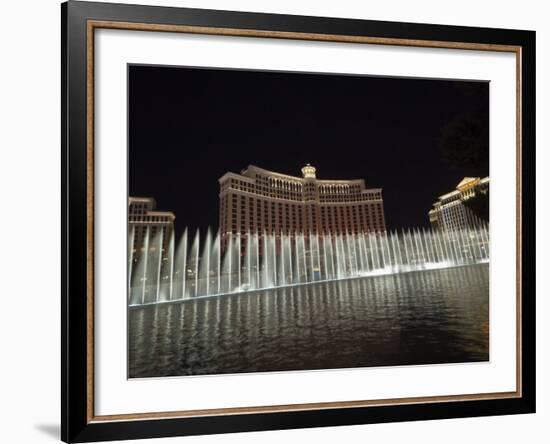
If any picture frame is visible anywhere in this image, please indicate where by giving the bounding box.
[61,1,536,442]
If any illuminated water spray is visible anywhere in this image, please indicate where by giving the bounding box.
[128,225,489,306]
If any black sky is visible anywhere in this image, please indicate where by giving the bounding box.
[129,65,488,237]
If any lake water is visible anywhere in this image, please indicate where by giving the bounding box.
[129,263,489,378]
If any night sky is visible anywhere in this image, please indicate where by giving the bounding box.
[129,65,488,237]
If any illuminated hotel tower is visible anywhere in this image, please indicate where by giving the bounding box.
[428,176,489,232]
[218,164,386,248]
[128,197,175,263]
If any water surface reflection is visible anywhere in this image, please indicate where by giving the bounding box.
[129,264,489,378]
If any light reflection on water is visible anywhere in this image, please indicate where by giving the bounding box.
[129,264,489,378]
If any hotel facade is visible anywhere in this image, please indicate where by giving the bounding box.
[128,197,175,264]
[218,164,386,248]
[428,177,489,232]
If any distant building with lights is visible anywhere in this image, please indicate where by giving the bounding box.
[428,177,489,232]
[218,164,386,249]
[128,197,175,263]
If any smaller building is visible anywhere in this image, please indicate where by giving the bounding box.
[128,197,175,264]
[429,177,489,232]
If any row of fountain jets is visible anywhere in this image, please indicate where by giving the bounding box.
[128,225,489,306]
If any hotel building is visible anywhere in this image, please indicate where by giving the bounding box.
[128,197,175,263]
[218,164,386,248]
[428,177,489,232]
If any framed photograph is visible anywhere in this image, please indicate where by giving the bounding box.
[61,1,535,442]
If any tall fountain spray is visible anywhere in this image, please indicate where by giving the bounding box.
[128,225,490,306]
